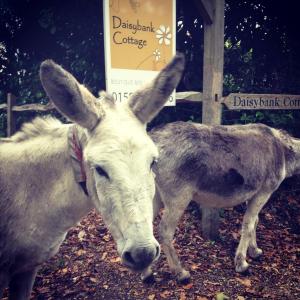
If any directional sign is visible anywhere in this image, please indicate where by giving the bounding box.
[222,93,300,110]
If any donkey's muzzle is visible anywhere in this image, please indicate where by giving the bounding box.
[122,243,160,271]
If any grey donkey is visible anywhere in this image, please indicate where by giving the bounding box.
[0,53,185,299]
[141,121,298,282]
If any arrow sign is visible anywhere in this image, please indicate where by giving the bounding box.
[222,93,300,110]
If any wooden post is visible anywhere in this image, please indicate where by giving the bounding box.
[201,0,225,240]
[7,93,16,137]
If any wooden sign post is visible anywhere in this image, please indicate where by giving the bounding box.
[7,93,16,137]
[199,0,224,240]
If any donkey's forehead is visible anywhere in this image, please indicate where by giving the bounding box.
[86,103,158,161]
[92,103,149,141]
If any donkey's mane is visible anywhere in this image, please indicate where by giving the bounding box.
[0,116,67,143]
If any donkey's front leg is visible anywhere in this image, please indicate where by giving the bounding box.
[159,202,190,283]
[235,193,270,272]
[141,189,163,283]
[248,215,263,259]
[9,267,38,300]
[141,266,155,283]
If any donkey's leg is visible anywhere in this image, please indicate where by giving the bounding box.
[141,188,163,283]
[9,267,38,300]
[248,215,263,259]
[159,197,191,283]
[141,265,155,283]
[235,193,271,272]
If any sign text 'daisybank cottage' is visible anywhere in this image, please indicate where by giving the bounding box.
[112,16,155,49]
[223,94,300,110]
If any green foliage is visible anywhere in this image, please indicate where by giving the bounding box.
[240,111,294,126]
[0,0,105,103]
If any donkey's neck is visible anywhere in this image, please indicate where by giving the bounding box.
[40,125,93,231]
[1,124,93,238]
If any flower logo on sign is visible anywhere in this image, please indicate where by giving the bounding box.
[153,49,161,61]
[156,25,172,45]
[136,25,172,70]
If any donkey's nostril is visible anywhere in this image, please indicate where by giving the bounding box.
[122,246,158,270]
[123,251,135,265]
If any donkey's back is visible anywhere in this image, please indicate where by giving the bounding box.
[151,121,290,207]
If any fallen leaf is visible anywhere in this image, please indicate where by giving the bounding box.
[110,257,121,263]
[160,290,171,298]
[196,297,209,300]
[134,291,141,296]
[118,267,128,272]
[264,213,273,220]
[103,234,110,241]
[101,252,107,260]
[231,232,239,240]
[61,267,68,274]
[245,288,256,294]
[191,264,201,270]
[203,280,220,286]
[237,296,246,300]
[179,291,186,300]
[63,289,77,297]
[37,286,50,293]
[236,277,251,287]
[90,277,99,283]
[183,283,193,289]
[76,249,86,256]
[262,293,273,298]
[215,292,230,300]
[77,230,85,241]
[148,294,155,300]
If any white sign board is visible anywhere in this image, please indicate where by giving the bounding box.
[104,0,176,105]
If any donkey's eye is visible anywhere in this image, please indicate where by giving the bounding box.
[95,166,109,179]
[150,158,158,170]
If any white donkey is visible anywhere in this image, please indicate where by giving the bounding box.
[144,121,297,282]
[0,53,185,299]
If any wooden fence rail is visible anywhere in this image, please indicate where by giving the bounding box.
[0,92,203,137]
[4,91,300,136]
[0,93,56,137]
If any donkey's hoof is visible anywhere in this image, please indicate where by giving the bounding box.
[142,273,155,284]
[141,269,155,284]
[235,259,249,273]
[176,270,191,284]
[248,247,263,259]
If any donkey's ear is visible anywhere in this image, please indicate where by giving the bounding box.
[128,52,185,124]
[40,60,101,130]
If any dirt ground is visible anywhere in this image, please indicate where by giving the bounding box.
[2,179,300,300]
